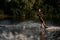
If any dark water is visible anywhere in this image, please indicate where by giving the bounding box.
[0,19,60,40]
[0,19,58,26]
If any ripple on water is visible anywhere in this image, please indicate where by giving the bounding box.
[0,21,60,40]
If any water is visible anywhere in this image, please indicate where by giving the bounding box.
[0,20,12,25]
[0,20,60,40]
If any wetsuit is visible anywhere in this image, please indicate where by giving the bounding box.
[37,12,47,28]
[37,12,43,23]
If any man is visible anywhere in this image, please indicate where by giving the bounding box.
[37,9,47,28]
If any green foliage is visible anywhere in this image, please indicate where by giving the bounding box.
[0,10,4,14]
[22,0,35,9]
[0,0,60,24]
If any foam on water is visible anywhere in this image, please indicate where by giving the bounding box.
[0,21,60,40]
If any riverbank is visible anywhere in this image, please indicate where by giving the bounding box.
[0,14,10,19]
[0,14,59,19]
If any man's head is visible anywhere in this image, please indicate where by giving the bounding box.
[39,9,41,12]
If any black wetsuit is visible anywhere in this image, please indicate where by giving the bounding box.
[37,12,43,23]
[37,12,47,28]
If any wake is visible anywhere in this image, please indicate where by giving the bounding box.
[0,21,60,40]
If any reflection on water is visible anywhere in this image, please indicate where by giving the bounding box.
[0,20,12,25]
[0,21,60,40]
[0,18,26,25]
[0,19,56,26]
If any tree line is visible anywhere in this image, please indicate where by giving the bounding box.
[0,0,60,24]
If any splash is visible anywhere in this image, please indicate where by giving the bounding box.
[0,21,60,40]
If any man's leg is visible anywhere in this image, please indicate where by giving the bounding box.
[41,23,45,28]
[43,21,48,28]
